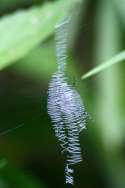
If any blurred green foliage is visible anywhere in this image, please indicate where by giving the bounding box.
[0,0,125,188]
[0,0,74,70]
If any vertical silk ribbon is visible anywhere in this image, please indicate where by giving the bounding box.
[47,16,88,185]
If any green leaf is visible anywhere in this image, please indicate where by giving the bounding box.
[0,0,80,70]
[13,39,57,80]
[82,50,125,79]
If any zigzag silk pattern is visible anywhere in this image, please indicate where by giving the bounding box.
[47,16,88,185]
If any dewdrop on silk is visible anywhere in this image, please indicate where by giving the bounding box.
[47,16,88,185]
